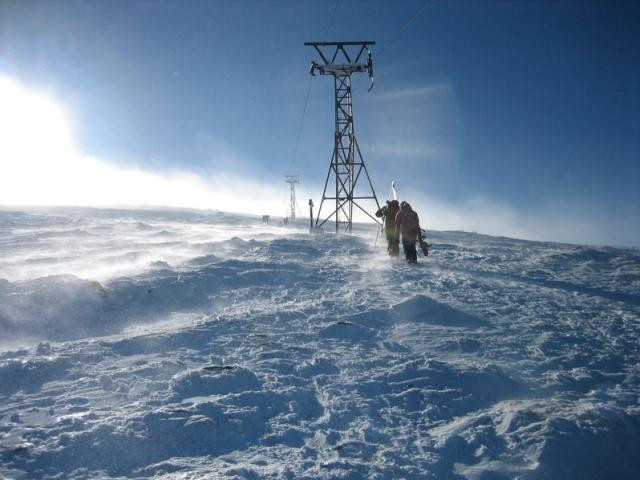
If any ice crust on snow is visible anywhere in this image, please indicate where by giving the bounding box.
[0,207,639,479]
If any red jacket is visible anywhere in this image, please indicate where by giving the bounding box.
[395,203,420,239]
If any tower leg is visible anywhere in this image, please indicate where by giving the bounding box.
[314,74,380,233]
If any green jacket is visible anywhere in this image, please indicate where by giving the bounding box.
[375,200,400,235]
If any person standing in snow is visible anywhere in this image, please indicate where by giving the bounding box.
[395,201,421,264]
[375,199,400,256]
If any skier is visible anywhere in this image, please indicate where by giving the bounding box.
[395,201,421,264]
[375,199,400,256]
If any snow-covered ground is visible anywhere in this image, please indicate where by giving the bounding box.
[1,207,639,479]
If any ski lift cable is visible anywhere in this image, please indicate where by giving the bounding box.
[324,0,339,38]
[289,0,337,170]
[377,0,432,57]
[289,74,313,170]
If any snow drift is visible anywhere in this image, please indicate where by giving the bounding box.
[1,207,639,479]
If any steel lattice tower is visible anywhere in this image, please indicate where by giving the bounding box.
[305,41,381,233]
[285,175,300,221]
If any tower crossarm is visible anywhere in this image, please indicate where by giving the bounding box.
[305,41,375,78]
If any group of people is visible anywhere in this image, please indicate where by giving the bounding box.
[375,200,425,264]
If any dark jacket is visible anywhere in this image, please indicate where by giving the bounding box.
[376,200,400,235]
[395,202,420,240]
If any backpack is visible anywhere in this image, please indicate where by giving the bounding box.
[387,201,399,219]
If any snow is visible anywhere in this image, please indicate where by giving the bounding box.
[1,206,639,479]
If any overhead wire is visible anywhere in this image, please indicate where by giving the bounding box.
[324,0,339,38]
[287,0,340,214]
[289,0,339,171]
[289,74,313,171]
[377,0,431,57]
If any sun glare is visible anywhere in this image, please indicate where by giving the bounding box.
[0,75,78,204]
[0,74,289,215]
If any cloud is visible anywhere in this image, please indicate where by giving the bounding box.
[0,74,288,216]
[404,190,527,238]
[373,83,453,102]
[366,81,461,170]
[1,153,290,216]
[403,188,639,247]
[368,142,455,162]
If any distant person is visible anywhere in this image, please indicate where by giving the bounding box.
[375,199,400,256]
[395,201,421,264]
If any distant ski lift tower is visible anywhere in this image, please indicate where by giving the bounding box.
[305,40,381,233]
[285,175,300,221]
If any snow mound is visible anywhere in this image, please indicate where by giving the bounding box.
[391,295,491,328]
[0,355,71,396]
[170,367,262,399]
[318,321,378,342]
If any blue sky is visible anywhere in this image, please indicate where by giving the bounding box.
[0,0,638,246]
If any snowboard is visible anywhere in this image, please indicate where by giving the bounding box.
[419,239,429,256]
[419,228,429,256]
